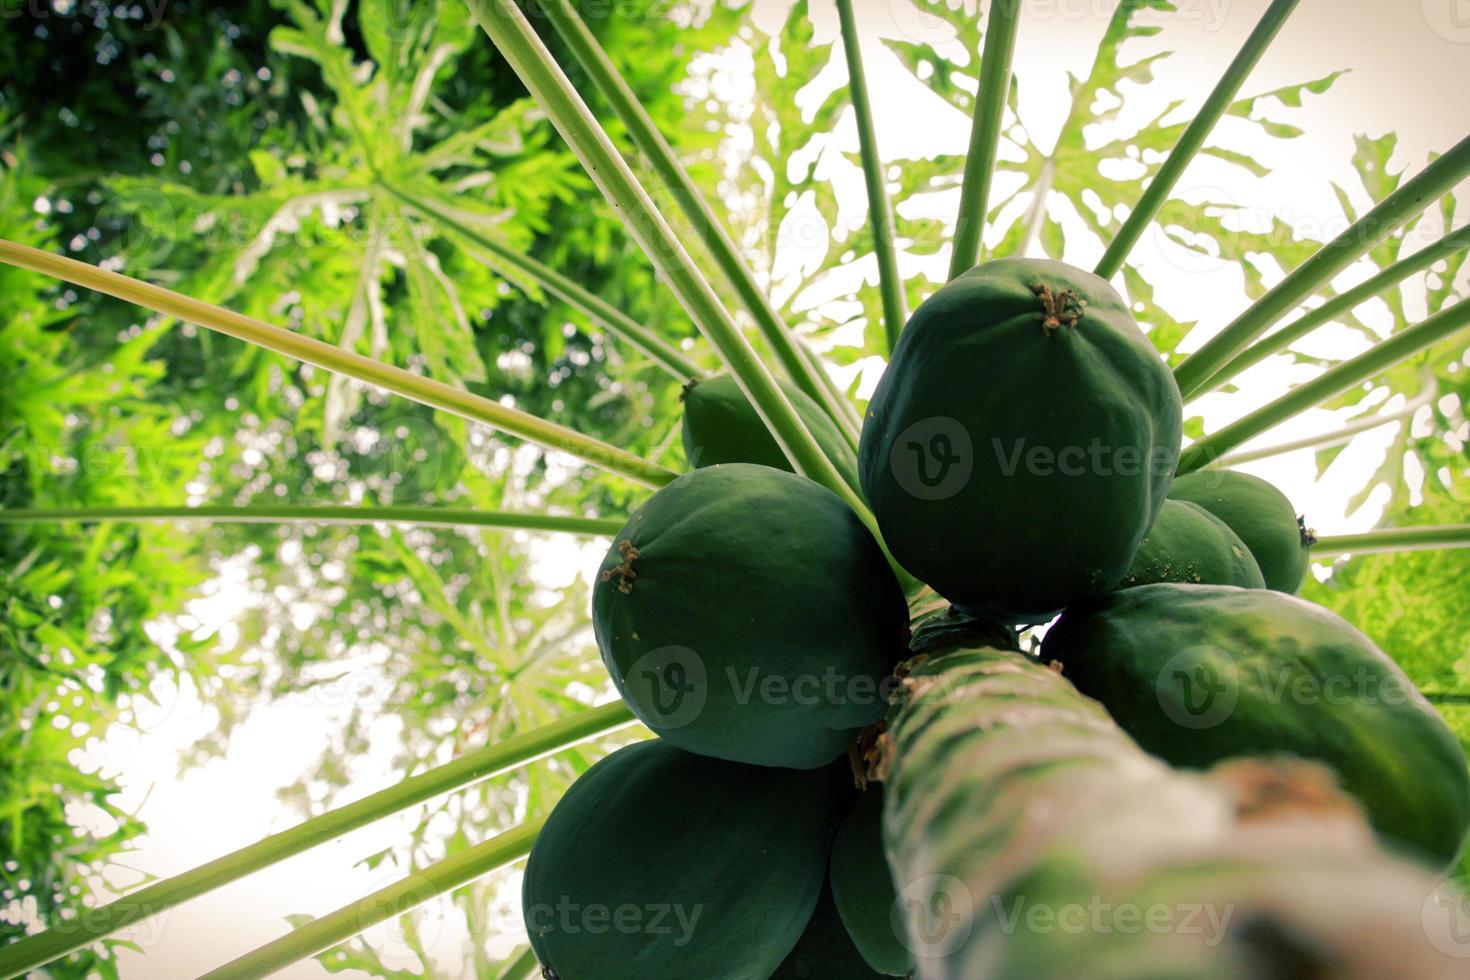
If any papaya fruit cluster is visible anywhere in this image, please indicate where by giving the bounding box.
[523,258,1470,978]
[527,457,912,978]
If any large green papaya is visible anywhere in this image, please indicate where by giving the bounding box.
[772,881,887,980]
[1168,469,1313,592]
[1040,584,1470,867]
[682,373,859,488]
[859,258,1183,624]
[829,788,913,976]
[1118,499,1265,589]
[523,739,853,979]
[592,464,908,769]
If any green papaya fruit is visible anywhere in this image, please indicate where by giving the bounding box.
[1040,584,1470,867]
[859,258,1183,625]
[1168,469,1313,592]
[830,789,913,976]
[772,881,888,980]
[682,373,859,488]
[523,739,853,979]
[593,464,908,769]
[1118,499,1265,589]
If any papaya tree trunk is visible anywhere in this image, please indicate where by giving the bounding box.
[881,617,1467,978]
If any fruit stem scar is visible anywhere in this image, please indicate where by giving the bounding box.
[851,721,891,788]
[1298,515,1317,547]
[1030,282,1087,335]
[847,743,868,790]
[601,539,641,594]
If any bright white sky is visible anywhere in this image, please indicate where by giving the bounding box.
[43,1,1470,977]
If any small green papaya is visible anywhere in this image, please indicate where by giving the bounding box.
[859,258,1183,624]
[829,789,913,976]
[772,881,888,980]
[1168,469,1313,592]
[1041,584,1470,867]
[593,464,908,769]
[523,739,853,980]
[1118,499,1265,589]
[681,373,859,488]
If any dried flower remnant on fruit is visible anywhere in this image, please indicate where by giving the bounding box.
[850,722,891,787]
[1214,758,1363,824]
[600,539,641,594]
[869,728,897,784]
[1298,515,1317,546]
[1031,282,1087,335]
[847,743,869,790]
[892,654,930,697]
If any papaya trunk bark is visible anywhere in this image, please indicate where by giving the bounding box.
[881,621,1466,978]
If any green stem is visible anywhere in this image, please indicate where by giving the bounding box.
[835,0,906,351]
[1190,224,1470,396]
[0,239,675,490]
[1173,133,1470,398]
[1094,0,1300,280]
[463,0,873,527]
[0,505,625,536]
[532,0,861,439]
[0,703,634,979]
[1214,389,1431,467]
[379,181,705,381]
[198,821,545,980]
[947,0,1021,279]
[1178,297,1470,472]
[1312,524,1470,557]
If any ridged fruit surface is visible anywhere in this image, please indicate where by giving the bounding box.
[523,740,854,979]
[1118,499,1265,589]
[1168,469,1312,592]
[860,257,1182,624]
[830,789,913,976]
[771,881,887,979]
[682,372,859,489]
[1041,584,1470,867]
[593,464,908,769]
